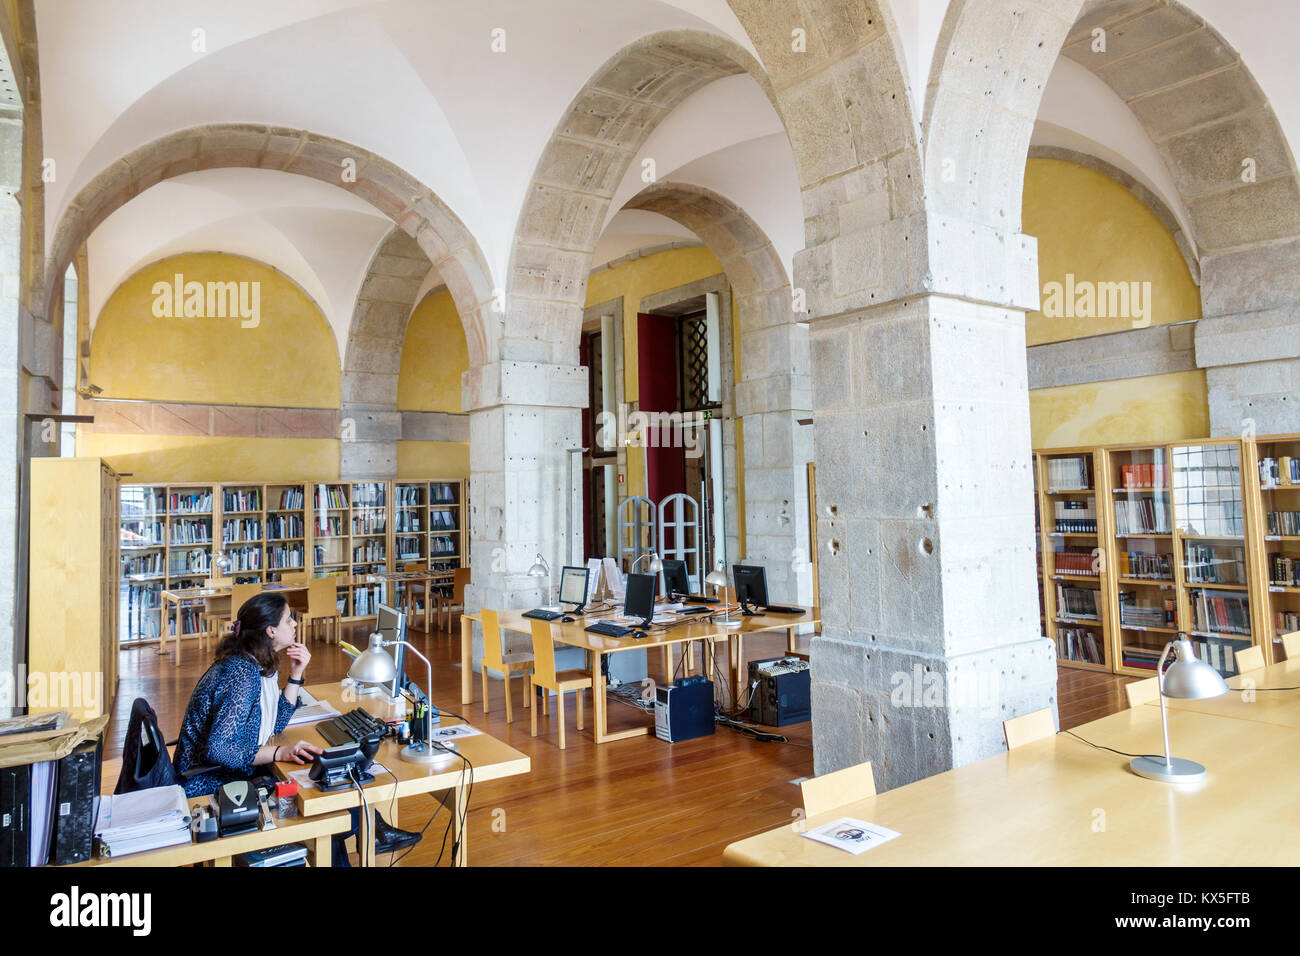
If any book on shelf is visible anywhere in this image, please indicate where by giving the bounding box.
[1260,456,1299,488]
[168,491,212,513]
[1268,554,1300,587]
[221,489,261,512]
[1046,457,1090,491]
[267,543,305,570]
[1121,643,1162,671]
[1053,497,1096,533]
[1057,628,1104,665]
[266,514,303,539]
[1117,551,1173,580]
[1182,543,1246,585]
[169,518,211,544]
[1113,496,1169,535]
[1055,583,1099,619]
[1053,548,1099,575]
[1119,460,1166,490]
[275,487,305,509]
[222,518,262,542]
[1275,609,1300,636]
[1189,587,1251,637]
[315,485,347,509]
[1118,591,1170,628]
[1266,510,1300,536]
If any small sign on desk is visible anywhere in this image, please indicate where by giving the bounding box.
[801,817,900,856]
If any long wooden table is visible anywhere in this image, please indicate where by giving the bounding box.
[1145,657,1300,729]
[271,681,530,866]
[724,703,1300,865]
[461,604,820,743]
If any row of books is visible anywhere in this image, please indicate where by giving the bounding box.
[123,552,164,576]
[315,516,343,537]
[1266,510,1300,536]
[1057,628,1104,665]
[168,550,211,575]
[276,487,306,510]
[122,521,165,546]
[352,515,386,534]
[1268,553,1300,587]
[170,519,211,544]
[396,485,425,506]
[431,536,458,557]
[315,486,348,509]
[1117,461,1167,489]
[1121,644,1161,671]
[1118,591,1174,628]
[1052,548,1099,575]
[431,510,457,529]
[1276,610,1300,636]
[396,536,424,560]
[222,518,262,542]
[352,483,387,507]
[267,514,304,539]
[432,483,459,503]
[352,585,385,616]
[168,491,212,513]
[1113,496,1170,535]
[1053,498,1097,533]
[352,541,386,563]
[224,546,262,571]
[222,489,261,512]
[1189,588,1251,637]
[1259,456,1298,488]
[166,607,204,636]
[124,582,162,609]
[267,544,306,570]
[1116,551,1173,580]
[1046,457,1090,491]
[1056,583,1099,619]
[1182,544,1247,585]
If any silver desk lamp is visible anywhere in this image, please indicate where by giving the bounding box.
[706,563,740,627]
[1130,635,1230,784]
[528,553,553,607]
[348,633,450,764]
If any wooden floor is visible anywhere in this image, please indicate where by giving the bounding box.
[104,622,1133,866]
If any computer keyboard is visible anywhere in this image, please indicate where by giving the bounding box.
[523,608,563,621]
[585,621,634,637]
[762,604,803,615]
[317,707,388,748]
[676,606,711,615]
[683,594,719,604]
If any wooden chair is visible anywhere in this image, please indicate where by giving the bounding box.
[1003,707,1056,750]
[1124,676,1159,708]
[1282,631,1300,660]
[437,567,471,633]
[528,619,593,750]
[303,577,342,644]
[1235,645,1266,674]
[800,760,875,817]
[399,562,429,630]
[480,609,534,723]
[278,571,309,585]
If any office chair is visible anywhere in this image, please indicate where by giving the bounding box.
[114,697,217,794]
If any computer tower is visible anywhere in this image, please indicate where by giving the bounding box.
[747,657,811,727]
[52,741,99,865]
[654,679,715,742]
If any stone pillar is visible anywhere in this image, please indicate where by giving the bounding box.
[462,359,588,664]
[805,221,1056,792]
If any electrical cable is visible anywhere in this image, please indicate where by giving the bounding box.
[1063,728,1162,760]
[347,764,369,865]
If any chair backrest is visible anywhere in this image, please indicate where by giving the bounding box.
[230,582,263,620]
[279,572,309,585]
[1003,707,1056,750]
[402,562,424,573]
[1282,631,1300,660]
[305,576,337,619]
[206,573,232,588]
[1124,676,1159,708]
[529,619,557,686]
[453,567,471,603]
[1235,644,1265,673]
[800,760,875,817]
[480,609,505,668]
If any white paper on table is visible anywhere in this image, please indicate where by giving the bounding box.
[287,689,340,726]
[428,723,482,742]
[586,559,602,600]
[95,785,191,840]
[602,557,625,601]
[800,817,900,856]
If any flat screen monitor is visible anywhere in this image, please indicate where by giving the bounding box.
[558,565,589,610]
[732,565,769,611]
[375,603,407,698]
[623,572,657,625]
[661,558,690,597]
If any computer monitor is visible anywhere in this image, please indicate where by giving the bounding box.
[661,558,690,597]
[375,603,407,698]
[732,565,769,614]
[623,572,657,626]
[558,565,589,612]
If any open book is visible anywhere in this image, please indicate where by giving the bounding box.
[286,688,340,726]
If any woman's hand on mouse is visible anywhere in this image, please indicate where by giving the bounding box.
[275,739,323,764]
[284,642,311,680]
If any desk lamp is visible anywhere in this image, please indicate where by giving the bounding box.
[631,551,663,575]
[349,633,447,764]
[528,553,553,607]
[1130,635,1229,784]
[706,564,740,627]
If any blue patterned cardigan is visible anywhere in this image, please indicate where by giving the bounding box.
[174,655,301,797]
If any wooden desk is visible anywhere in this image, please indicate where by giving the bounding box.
[1145,658,1300,729]
[724,705,1300,866]
[462,605,821,743]
[272,681,530,866]
[76,796,350,868]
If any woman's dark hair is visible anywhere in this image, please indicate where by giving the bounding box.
[214,592,288,676]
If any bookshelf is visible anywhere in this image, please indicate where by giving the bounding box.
[1102,443,1180,676]
[116,476,468,643]
[1038,447,1111,671]
[1246,433,1300,662]
[1033,453,1050,637]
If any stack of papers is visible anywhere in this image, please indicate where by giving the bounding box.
[286,689,340,726]
[94,785,192,857]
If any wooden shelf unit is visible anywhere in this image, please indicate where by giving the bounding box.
[117,477,467,643]
[1033,452,1050,638]
[1245,433,1300,662]
[1037,447,1111,671]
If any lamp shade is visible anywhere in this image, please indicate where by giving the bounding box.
[647,554,663,573]
[704,567,728,589]
[527,554,549,577]
[1161,638,1230,700]
[348,633,398,685]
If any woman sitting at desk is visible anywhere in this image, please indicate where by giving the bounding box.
[173,591,321,796]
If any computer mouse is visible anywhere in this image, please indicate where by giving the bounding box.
[632,630,647,639]
[562,616,574,623]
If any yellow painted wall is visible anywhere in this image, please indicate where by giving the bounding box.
[75,434,341,483]
[584,246,725,497]
[90,253,339,408]
[1030,370,1209,448]
[1024,158,1201,346]
[398,288,469,413]
[397,440,470,479]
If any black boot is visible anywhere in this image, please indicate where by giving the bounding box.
[373,812,421,854]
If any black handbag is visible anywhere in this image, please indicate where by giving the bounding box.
[113,698,179,794]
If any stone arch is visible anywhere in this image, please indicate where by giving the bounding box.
[928,0,1300,432]
[504,29,777,363]
[43,124,495,368]
[623,181,811,601]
